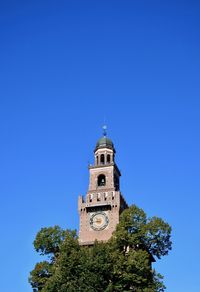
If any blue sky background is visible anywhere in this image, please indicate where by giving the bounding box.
[0,1,200,291]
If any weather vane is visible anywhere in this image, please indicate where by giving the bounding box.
[102,125,107,137]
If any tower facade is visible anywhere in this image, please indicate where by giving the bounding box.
[78,130,128,245]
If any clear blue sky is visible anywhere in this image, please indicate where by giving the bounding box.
[0,1,199,291]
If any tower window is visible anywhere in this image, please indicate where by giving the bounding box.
[98,174,106,187]
[107,154,111,164]
[100,154,105,165]
[96,156,99,165]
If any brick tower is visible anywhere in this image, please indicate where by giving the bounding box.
[78,127,128,245]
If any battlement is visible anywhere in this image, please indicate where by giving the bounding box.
[78,191,128,213]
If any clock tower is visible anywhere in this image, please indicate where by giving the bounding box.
[78,128,128,245]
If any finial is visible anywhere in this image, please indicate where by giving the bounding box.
[102,125,107,137]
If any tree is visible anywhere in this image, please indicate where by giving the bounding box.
[112,205,172,259]
[29,205,172,292]
[29,261,54,292]
[106,204,172,291]
[33,226,67,260]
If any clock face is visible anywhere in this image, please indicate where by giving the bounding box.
[90,212,109,231]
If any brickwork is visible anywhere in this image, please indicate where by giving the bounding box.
[78,136,128,245]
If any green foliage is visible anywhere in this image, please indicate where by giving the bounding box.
[33,226,67,259]
[113,205,172,259]
[29,261,54,292]
[29,205,172,292]
[111,249,153,289]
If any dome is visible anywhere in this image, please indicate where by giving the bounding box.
[95,136,115,152]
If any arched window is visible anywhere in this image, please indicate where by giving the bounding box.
[100,154,105,165]
[107,154,111,164]
[98,174,106,187]
[96,156,99,165]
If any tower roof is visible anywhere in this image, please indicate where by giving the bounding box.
[94,125,115,152]
[96,136,113,148]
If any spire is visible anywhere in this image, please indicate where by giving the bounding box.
[102,125,107,137]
